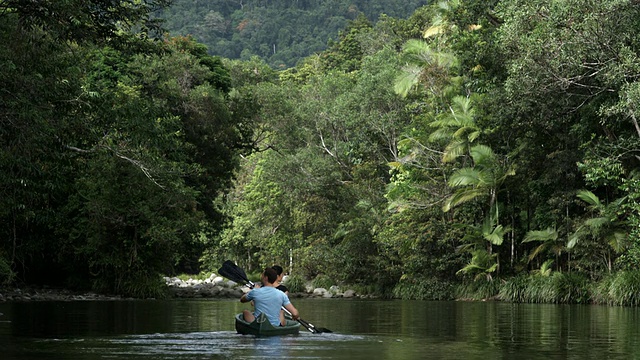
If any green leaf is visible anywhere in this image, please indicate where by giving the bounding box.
[523,228,558,243]
[576,190,602,208]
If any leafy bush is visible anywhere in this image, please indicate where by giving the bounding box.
[456,279,500,300]
[591,274,614,305]
[499,275,529,302]
[93,271,168,299]
[311,274,333,289]
[499,273,590,304]
[284,274,306,293]
[246,271,262,284]
[551,272,590,304]
[393,278,456,300]
[594,271,640,306]
[0,255,14,285]
[350,284,380,297]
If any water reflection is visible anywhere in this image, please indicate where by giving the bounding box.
[1,299,640,359]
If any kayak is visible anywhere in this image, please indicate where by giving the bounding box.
[235,313,300,336]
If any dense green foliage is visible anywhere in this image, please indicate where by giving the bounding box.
[3,0,640,307]
[0,1,252,296]
[157,0,428,68]
[208,0,640,306]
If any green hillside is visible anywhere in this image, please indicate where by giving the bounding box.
[157,0,428,68]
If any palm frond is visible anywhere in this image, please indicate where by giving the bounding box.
[448,167,482,187]
[527,244,546,262]
[538,259,554,276]
[484,224,505,246]
[584,216,610,231]
[432,51,458,69]
[401,39,431,55]
[442,140,467,162]
[393,65,422,97]
[451,95,473,115]
[576,189,602,208]
[467,129,482,143]
[427,127,453,143]
[568,224,590,249]
[442,188,485,212]
[522,227,558,243]
[423,24,444,38]
[607,231,629,253]
[469,144,496,166]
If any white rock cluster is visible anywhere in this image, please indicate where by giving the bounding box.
[164,274,244,298]
[165,274,360,299]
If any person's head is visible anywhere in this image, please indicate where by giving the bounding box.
[262,267,278,285]
[272,265,284,280]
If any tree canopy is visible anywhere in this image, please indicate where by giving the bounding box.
[2,0,640,304]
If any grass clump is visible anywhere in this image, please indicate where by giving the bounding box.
[593,271,640,306]
[311,274,333,289]
[499,273,590,304]
[456,279,500,300]
[284,274,306,293]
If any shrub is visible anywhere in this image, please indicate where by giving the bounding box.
[456,279,500,300]
[311,274,333,289]
[393,278,456,300]
[596,271,640,306]
[499,273,590,304]
[351,284,381,297]
[499,275,529,302]
[0,255,14,285]
[284,274,306,293]
[592,274,615,305]
[551,272,590,304]
[93,271,168,299]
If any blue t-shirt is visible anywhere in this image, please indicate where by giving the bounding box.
[246,286,291,326]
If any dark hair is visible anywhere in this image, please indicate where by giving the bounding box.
[263,267,278,284]
[272,265,284,276]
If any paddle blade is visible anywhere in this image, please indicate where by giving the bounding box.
[218,260,251,285]
[298,318,332,334]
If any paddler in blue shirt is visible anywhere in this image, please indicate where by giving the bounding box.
[240,267,300,326]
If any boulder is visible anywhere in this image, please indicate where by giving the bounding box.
[313,288,328,297]
[343,289,356,298]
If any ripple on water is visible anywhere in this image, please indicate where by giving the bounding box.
[37,331,377,360]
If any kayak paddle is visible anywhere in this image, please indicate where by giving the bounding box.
[218,260,332,334]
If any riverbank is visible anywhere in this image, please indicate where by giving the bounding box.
[165,275,360,300]
[0,275,361,302]
[0,287,125,302]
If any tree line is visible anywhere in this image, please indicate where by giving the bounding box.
[1,0,639,305]
[212,0,640,304]
[157,0,428,68]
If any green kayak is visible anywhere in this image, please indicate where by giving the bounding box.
[235,313,300,336]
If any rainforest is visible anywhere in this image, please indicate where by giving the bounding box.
[1,0,639,306]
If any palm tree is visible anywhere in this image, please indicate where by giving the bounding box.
[443,145,515,212]
[422,0,463,41]
[456,249,498,281]
[456,210,509,281]
[569,190,629,272]
[394,0,484,100]
[393,39,459,98]
[522,227,565,271]
[429,95,482,163]
[444,144,515,261]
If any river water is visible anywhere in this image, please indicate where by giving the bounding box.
[1,298,639,359]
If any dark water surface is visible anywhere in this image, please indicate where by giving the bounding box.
[1,298,639,359]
